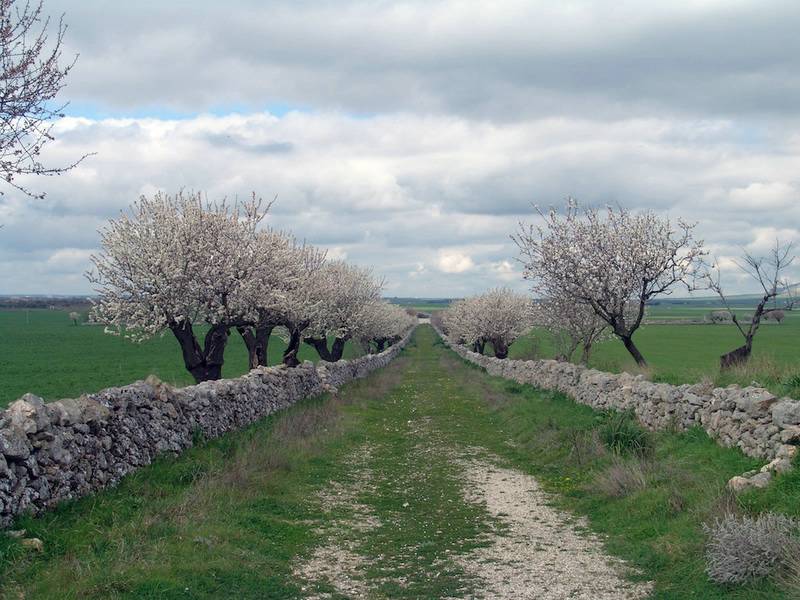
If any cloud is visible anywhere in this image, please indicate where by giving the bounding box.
[4,1,800,296]
[437,251,475,274]
[2,108,800,295]
[47,0,800,122]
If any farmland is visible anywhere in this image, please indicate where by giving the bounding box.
[491,305,800,400]
[2,326,797,598]
[0,309,363,407]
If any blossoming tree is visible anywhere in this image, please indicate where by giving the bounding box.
[514,199,705,366]
[88,191,275,382]
[302,260,384,362]
[442,289,532,358]
[534,296,609,364]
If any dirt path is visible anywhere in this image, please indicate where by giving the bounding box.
[293,331,652,599]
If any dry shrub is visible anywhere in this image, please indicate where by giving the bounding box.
[594,457,649,498]
[778,539,800,598]
[703,512,799,584]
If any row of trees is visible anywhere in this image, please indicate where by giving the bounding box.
[440,288,610,364]
[445,200,795,370]
[88,191,415,382]
[441,288,532,358]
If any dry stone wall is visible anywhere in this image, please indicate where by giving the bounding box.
[0,331,412,527]
[434,326,799,489]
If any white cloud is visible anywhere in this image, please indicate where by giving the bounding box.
[2,109,800,295]
[437,251,475,274]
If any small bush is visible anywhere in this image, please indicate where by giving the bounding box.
[703,512,799,584]
[597,410,652,457]
[594,457,648,498]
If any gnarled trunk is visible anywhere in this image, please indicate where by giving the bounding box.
[620,334,647,367]
[493,338,509,359]
[283,327,303,367]
[721,342,752,369]
[170,320,230,383]
[237,325,273,369]
[330,337,346,361]
[304,336,334,362]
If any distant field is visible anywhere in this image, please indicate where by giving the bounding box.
[508,309,800,398]
[0,310,363,407]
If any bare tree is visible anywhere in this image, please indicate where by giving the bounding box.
[0,0,86,197]
[514,199,705,366]
[705,240,796,368]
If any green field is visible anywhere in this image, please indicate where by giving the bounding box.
[504,307,800,399]
[1,326,796,598]
[0,309,363,407]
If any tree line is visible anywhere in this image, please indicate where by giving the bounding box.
[441,200,795,369]
[87,191,415,383]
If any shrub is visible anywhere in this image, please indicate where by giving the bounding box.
[597,410,652,457]
[709,310,732,324]
[594,457,648,498]
[703,512,799,584]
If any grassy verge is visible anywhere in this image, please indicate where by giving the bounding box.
[2,326,798,598]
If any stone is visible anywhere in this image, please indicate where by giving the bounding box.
[773,400,800,427]
[760,458,793,475]
[727,476,751,493]
[749,471,773,488]
[20,537,43,552]
[0,427,30,460]
[7,394,49,434]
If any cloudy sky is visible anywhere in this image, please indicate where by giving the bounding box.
[2,0,800,297]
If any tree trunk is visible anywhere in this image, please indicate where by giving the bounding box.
[330,337,347,361]
[237,325,273,369]
[720,340,752,369]
[493,339,509,359]
[620,335,647,367]
[580,339,593,365]
[304,336,334,361]
[283,327,303,367]
[170,321,230,383]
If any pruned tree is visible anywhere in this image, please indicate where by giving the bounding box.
[357,301,415,353]
[303,261,383,362]
[514,199,705,366]
[0,0,87,197]
[441,297,485,353]
[88,191,273,383]
[441,289,532,358]
[276,242,328,367]
[535,296,609,364]
[234,228,301,369]
[705,240,796,368]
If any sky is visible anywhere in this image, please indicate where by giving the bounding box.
[2,0,800,297]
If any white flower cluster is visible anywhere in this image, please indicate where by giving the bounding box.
[87,191,413,381]
[532,296,610,364]
[514,199,705,366]
[442,288,532,358]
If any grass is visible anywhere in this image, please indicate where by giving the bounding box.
[0,309,363,407]
[2,326,799,598]
[505,308,800,398]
